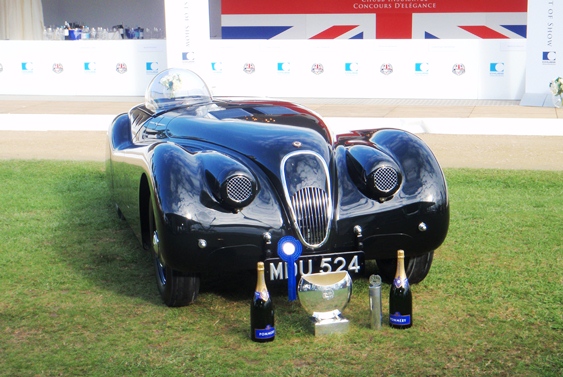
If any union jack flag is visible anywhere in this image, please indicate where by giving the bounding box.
[220,0,527,39]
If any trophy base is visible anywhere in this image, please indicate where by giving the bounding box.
[309,315,350,336]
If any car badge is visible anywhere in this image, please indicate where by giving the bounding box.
[116,62,128,74]
[311,63,324,75]
[293,141,302,148]
[52,63,64,74]
[243,62,255,74]
[452,63,465,76]
[380,63,393,75]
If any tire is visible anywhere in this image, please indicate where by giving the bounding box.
[375,251,434,285]
[149,199,200,307]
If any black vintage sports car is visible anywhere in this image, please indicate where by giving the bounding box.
[106,68,449,306]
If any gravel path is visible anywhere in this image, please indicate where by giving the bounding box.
[1,130,561,170]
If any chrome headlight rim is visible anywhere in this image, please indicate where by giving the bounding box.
[367,164,402,199]
[220,173,257,209]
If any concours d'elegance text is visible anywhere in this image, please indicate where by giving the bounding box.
[354,0,437,10]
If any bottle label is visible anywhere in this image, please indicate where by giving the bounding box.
[254,325,275,340]
[390,312,411,326]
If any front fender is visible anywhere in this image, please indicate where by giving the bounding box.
[150,142,203,222]
[370,129,448,206]
[370,129,449,257]
[334,129,449,259]
[149,142,287,273]
[149,142,210,270]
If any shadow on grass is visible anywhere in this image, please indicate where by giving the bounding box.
[51,167,277,306]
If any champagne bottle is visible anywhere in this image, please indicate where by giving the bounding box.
[389,250,412,329]
[250,262,275,342]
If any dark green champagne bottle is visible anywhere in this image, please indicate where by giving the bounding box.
[389,250,412,329]
[250,262,275,342]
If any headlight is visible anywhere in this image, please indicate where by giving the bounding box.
[367,164,402,200]
[221,174,256,208]
[346,145,402,201]
[202,152,258,210]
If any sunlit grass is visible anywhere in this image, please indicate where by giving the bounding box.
[0,161,561,376]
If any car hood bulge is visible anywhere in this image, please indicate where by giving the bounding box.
[165,113,332,175]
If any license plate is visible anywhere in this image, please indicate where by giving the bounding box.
[264,251,365,282]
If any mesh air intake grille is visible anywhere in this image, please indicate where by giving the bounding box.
[373,166,398,193]
[226,176,253,203]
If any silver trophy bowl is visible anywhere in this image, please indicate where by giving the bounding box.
[298,271,352,335]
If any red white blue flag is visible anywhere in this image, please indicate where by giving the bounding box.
[220,0,527,39]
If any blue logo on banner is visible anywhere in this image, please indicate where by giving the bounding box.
[489,62,505,76]
[415,63,429,74]
[345,62,359,74]
[277,62,290,73]
[84,62,96,72]
[211,62,223,72]
[146,62,159,74]
[543,51,556,65]
[182,52,195,62]
[21,62,34,72]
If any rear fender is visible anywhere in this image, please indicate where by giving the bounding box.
[106,113,132,202]
[109,114,132,151]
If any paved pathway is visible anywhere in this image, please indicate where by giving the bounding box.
[1,96,562,170]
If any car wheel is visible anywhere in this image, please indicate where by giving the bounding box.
[375,251,434,285]
[149,199,200,307]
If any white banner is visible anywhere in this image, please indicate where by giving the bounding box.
[164,0,527,100]
[164,0,210,69]
[522,0,563,106]
[0,40,166,96]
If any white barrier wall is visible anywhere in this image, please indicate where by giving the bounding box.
[0,40,167,96]
[172,39,527,100]
[0,1,541,100]
[165,0,527,100]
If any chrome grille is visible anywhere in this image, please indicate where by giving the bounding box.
[290,187,330,246]
[226,176,253,203]
[373,166,398,193]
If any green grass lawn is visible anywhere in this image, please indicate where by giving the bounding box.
[0,160,561,376]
